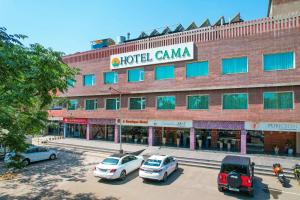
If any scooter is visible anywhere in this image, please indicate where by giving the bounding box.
[273,163,288,187]
[293,164,300,184]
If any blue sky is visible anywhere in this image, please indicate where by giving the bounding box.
[0,0,268,55]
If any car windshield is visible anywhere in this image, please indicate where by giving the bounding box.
[144,159,162,167]
[101,158,119,165]
[221,164,248,175]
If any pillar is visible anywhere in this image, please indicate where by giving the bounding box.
[86,124,91,140]
[114,125,119,143]
[148,126,153,146]
[211,129,218,148]
[190,128,196,150]
[241,129,247,154]
[296,133,300,154]
[63,123,67,138]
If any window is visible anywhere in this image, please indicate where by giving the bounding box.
[129,97,146,110]
[223,93,248,110]
[263,91,294,109]
[187,95,209,110]
[67,79,75,87]
[128,68,144,82]
[263,51,295,71]
[222,57,248,74]
[85,99,98,110]
[104,71,118,84]
[83,74,95,86]
[68,99,78,110]
[105,98,120,110]
[186,61,208,78]
[155,65,174,80]
[157,96,176,110]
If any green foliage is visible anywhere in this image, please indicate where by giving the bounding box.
[0,27,79,155]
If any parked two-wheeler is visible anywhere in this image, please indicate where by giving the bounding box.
[273,163,289,187]
[293,164,300,184]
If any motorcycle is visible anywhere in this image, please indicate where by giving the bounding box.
[293,164,300,184]
[273,163,289,187]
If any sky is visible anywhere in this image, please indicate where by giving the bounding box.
[0,0,269,55]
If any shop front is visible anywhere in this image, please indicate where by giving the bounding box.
[47,117,64,136]
[88,118,115,141]
[63,118,88,139]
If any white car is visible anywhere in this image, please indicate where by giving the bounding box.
[4,146,57,166]
[93,154,144,180]
[139,155,178,182]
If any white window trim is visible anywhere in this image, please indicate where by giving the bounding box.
[128,97,146,110]
[262,51,296,72]
[85,99,98,110]
[262,91,294,110]
[221,56,249,75]
[83,74,95,86]
[127,68,145,83]
[105,98,120,110]
[186,94,210,110]
[156,95,176,110]
[103,71,118,84]
[222,93,249,110]
[185,60,209,79]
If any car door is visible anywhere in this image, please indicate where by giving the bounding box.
[168,157,176,173]
[121,156,130,172]
[37,147,50,161]
[26,148,39,162]
[128,156,139,171]
[163,157,171,174]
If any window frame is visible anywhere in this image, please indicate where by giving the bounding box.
[263,91,294,110]
[127,68,145,83]
[186,94,210,110]
[128,97,146,110]
[262,51,295,72]
[85,99,98,111]
[83,74,95,86]
[103,71,118,85]
[154,64,175,81]
[68,99,78,110]
[185,60,209,79]
[222,93,249,110]
[156,95,176,110]
[221,56,248,75]
[105,98,120,110]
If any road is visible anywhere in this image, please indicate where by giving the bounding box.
[0,150,300,200]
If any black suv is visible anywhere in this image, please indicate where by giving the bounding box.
[217,155,255,197]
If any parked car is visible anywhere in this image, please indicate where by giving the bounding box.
[217,155,255,197]
[4,145,57,166]
[93,153,144,180]
[139,155,178,182]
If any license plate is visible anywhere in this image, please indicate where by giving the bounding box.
[229,187,239,192]
[144,171,152,174]
[100,169,107,172]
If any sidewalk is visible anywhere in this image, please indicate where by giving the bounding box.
[51,138,300,169]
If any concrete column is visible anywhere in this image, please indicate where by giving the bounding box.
[63,123,67,138]
[86,124,91,140]
[211,129,218,148]
[296,133,300,154]
[241,129,247,154]
[114,125,119,143]
[148,126,153,146]
[190,128,196,150]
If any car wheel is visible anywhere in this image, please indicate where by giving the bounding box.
[218,186,223,192]
[175,163,179,171]
[120,170,126,181]
[163,172,168,182]
[248,190,254,197]
[22,158,30,166]
[49,154,56,160]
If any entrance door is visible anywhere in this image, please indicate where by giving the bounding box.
[246,131,264,154]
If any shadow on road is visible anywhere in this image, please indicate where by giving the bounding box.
[98,169,140,185]
[142,168,184,186]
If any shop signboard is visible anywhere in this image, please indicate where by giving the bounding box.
[149,120,193,128]
[48,116,63,121]
[245,122,300,132]
[110,42,194,69]
[63,118,88,124]
[116,119,149,127]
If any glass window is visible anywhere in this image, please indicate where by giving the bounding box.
[128,68,144,82]
[144,159,162,167]
[67,79,75,87]
[157,96,176,110]
[263,52,294,71]
[186,61,208,78]
[101,158,119,165]
[223,93,248,110]
[187,95,209,110]
[155,65,174,80]
[222,57,248,74]
[85,99,98,110]
[263,92,294,109]
[83,74,95,86]
[68,99,78,110]
[104,71,118,84]
[105,98,120,110]
[129,97,146,110]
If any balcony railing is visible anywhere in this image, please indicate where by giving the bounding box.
[63,13,300,64]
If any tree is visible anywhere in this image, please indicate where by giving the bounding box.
[0,27,79,156]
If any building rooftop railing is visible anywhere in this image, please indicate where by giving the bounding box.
[63,13,300,64]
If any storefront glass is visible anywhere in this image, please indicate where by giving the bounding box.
[47,121,64,136]
[246,131,264,154]
[91,125,114,141]
[66,124,87,138]
[217,130,240,152]
[153,127,190,148]
[121,126,148,144]
[195,129,212,149]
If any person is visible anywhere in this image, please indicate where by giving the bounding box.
[284,143,289,154]
[274,145,279,155]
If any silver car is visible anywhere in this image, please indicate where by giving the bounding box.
[4,146,57,166]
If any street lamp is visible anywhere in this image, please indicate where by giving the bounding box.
[108,86,123,154]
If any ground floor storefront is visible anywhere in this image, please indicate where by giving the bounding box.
[59,117,300,156]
